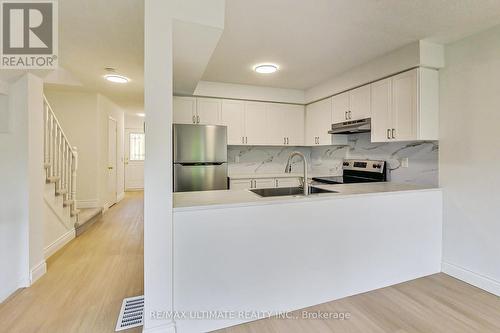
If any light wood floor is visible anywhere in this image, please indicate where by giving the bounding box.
[2,192,499,333]
[0,192,144,333]
[215,273,500,333]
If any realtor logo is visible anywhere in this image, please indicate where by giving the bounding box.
[1,0,58,68]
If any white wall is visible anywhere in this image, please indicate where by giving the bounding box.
[125,113,145,130]
[194,81,305,104]
[440,24,500,295]
[305,41,444,103]
[44,90,100,208]
[0,73,45,302]
[44,90,126,209]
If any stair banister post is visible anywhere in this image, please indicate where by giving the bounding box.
[71,146,78,206]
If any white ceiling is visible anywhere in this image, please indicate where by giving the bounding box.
[47,0,144,113]
[202,0,500,89]
[37,0,500,112]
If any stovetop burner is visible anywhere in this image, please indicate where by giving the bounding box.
[312,159,387,185]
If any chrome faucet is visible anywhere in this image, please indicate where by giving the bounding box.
[284,151,309,195]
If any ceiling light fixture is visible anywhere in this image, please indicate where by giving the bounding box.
[136,113,145,117]
[104,74,130,83]
[253,63,279,74]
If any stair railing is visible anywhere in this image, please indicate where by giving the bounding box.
[43,96,78,211]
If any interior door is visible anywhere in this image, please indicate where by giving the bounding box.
[221,100,245,145]
[370,78,392,142]
[125,129,145,190]
[107,118,118,206]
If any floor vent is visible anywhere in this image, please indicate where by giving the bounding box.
[115,295,144,331]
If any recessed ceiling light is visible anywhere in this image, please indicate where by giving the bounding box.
[104,74,129,83]
[136,113,145,117]
[253,64,279,74]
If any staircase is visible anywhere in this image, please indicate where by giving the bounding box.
[43,96,80,225]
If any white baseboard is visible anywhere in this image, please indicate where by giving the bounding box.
[117,192,125,202]
[77,199,99,209]
[30,261,47,285]
[142,322,176,333]
[44,229,76,259]
[126,187,144,191]
[442,262,500,296]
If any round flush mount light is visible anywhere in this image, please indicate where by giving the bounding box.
[104,74,130,83]
[136,113,145,117]
[253,63,279,74]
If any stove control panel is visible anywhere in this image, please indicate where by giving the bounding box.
[342,159,385,173]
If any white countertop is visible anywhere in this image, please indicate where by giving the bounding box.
[228,173,335,179]
[173,182,440,212]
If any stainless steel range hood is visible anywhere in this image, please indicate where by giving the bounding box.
[328,118,371,135]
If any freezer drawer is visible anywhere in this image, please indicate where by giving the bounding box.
[173,124,227,163]
[174,163,228,192]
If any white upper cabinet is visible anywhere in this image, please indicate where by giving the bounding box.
[371,68,439,142]
[283,104,305,146]
[244,102,268,145]
[349,85,371,121]
[267,103,305,146]
[332,86,371,123]
[332,93,349,124]
[221,99,245,145]
[173,96,221,125]
[196,98,222,125]
[173,96,196,124]
[306,98,331,145]
[266,103,287,145]
[371,78,392,142]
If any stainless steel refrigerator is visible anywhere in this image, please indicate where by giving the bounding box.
[173,124,228,192]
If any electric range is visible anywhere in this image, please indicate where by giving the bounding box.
[312,159,387,185]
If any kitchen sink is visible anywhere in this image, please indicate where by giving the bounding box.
[250,186,337,197]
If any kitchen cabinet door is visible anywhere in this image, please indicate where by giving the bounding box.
[371,78,392,142]
[245,102,268,145]
[230,179,252,190]
[196,98,221,125]
[305,98,332,146]
[275,177,301,188]
[392,69,417,141]
[349,85,371,121]
[332,92,349,123]
[173,96,196,124]
[284,104,305,146]
[221,100,246,145]
[266,103,287,145]
[254,178,275,189]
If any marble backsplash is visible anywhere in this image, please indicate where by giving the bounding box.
[228,133,439,186]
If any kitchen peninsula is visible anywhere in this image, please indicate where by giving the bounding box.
[173,183,442,333]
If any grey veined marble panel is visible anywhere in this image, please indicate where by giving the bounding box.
[228,133,438,186]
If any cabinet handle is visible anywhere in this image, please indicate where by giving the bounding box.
[197,115,200,123]
[387,129,391,140]
[349,111,352,119]
[245,137,248,144]
[345,111,348,120]
[284,137,286,145]
[286,137,289,145]
[242,136,245,144]
[392,128,396,139]
[275,179,278,187]
[192,115,196,124]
